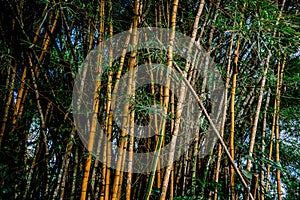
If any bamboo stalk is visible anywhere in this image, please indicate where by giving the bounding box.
[0,64,16,149]
[229,34,240,200]
[260,89,270,200]
[159,1,180,199]
[214,31,234,200]
[111,1,140,199]
[275,55,286,200]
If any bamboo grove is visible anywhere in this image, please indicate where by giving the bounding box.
[0,0,299,199]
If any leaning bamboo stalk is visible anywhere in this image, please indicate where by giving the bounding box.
[172,62,255,200]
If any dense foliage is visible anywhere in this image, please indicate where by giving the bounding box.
[0,0,299,199]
